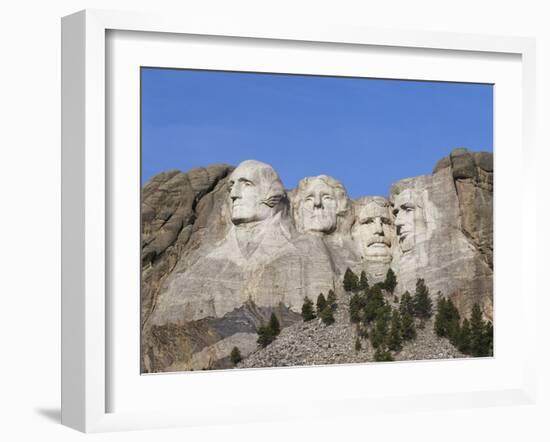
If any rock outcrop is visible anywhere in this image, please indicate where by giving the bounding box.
[141,149,493,372]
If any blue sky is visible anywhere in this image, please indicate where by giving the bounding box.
[141,68,493,198]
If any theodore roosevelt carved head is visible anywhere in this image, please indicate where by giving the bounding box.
[355,197,393,261]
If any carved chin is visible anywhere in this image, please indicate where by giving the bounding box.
[231,209,256,225]
[304,220,336,234]
[231,216,249,225]
[303,214,336,233]
[366,243,391,256]
[231,205,270,225]
[364,244,391,263]
[399,235,414,253]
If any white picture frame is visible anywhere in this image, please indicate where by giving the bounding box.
[61,9,537,433]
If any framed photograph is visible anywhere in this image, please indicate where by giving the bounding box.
[61,9,537,433]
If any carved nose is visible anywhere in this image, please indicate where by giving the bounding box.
[230,185,241,200]
[374,219,384,234]
[395,212,403,226]
[313,195,322,208]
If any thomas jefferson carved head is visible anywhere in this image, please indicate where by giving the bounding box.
[294,175,349,234]
[227,160,286,225]
[356,197,393,260]
[392,188,425,253]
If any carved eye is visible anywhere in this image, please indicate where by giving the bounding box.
[392,209,399,216]
[239,179,253,187]
[364,218,373,224]
[381,217,391,225]
[322,195,333,201]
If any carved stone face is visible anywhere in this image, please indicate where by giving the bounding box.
[357,200,392,259]
[393,189,423,253]
[298,178,340,234]
[228,160,284,225]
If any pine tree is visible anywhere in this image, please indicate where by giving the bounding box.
[349,293,362,323]
[434,296,460,340]
[316,293,327,316]
[448,313,462,347]
[374,347,394,362]
[400,310,417,341]
[388,309,403,351]
[320,305,335,325]
[359,270,369,291]
[230,346,242,365]
[343,267,359,292]
[413,278,433,319]
[469,303,487,357]
[257,324,275,348]
[355,337,362,352]
[399,291,415,317]
[301,296,316,321]
[257,313,282,348]
[269,312,281,337]
[384,268,397,295]
[458,318,471,354]
[357,323,369,340]
[370,304,391,349]
[363,285,385,324]
[327,290,337,311]
[434,296,447,337]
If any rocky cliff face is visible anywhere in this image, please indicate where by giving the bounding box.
[141,165,234,329]
[141,149,493,372]
[390,148,493,321]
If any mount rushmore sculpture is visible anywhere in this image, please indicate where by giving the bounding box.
[141,148,493,372]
